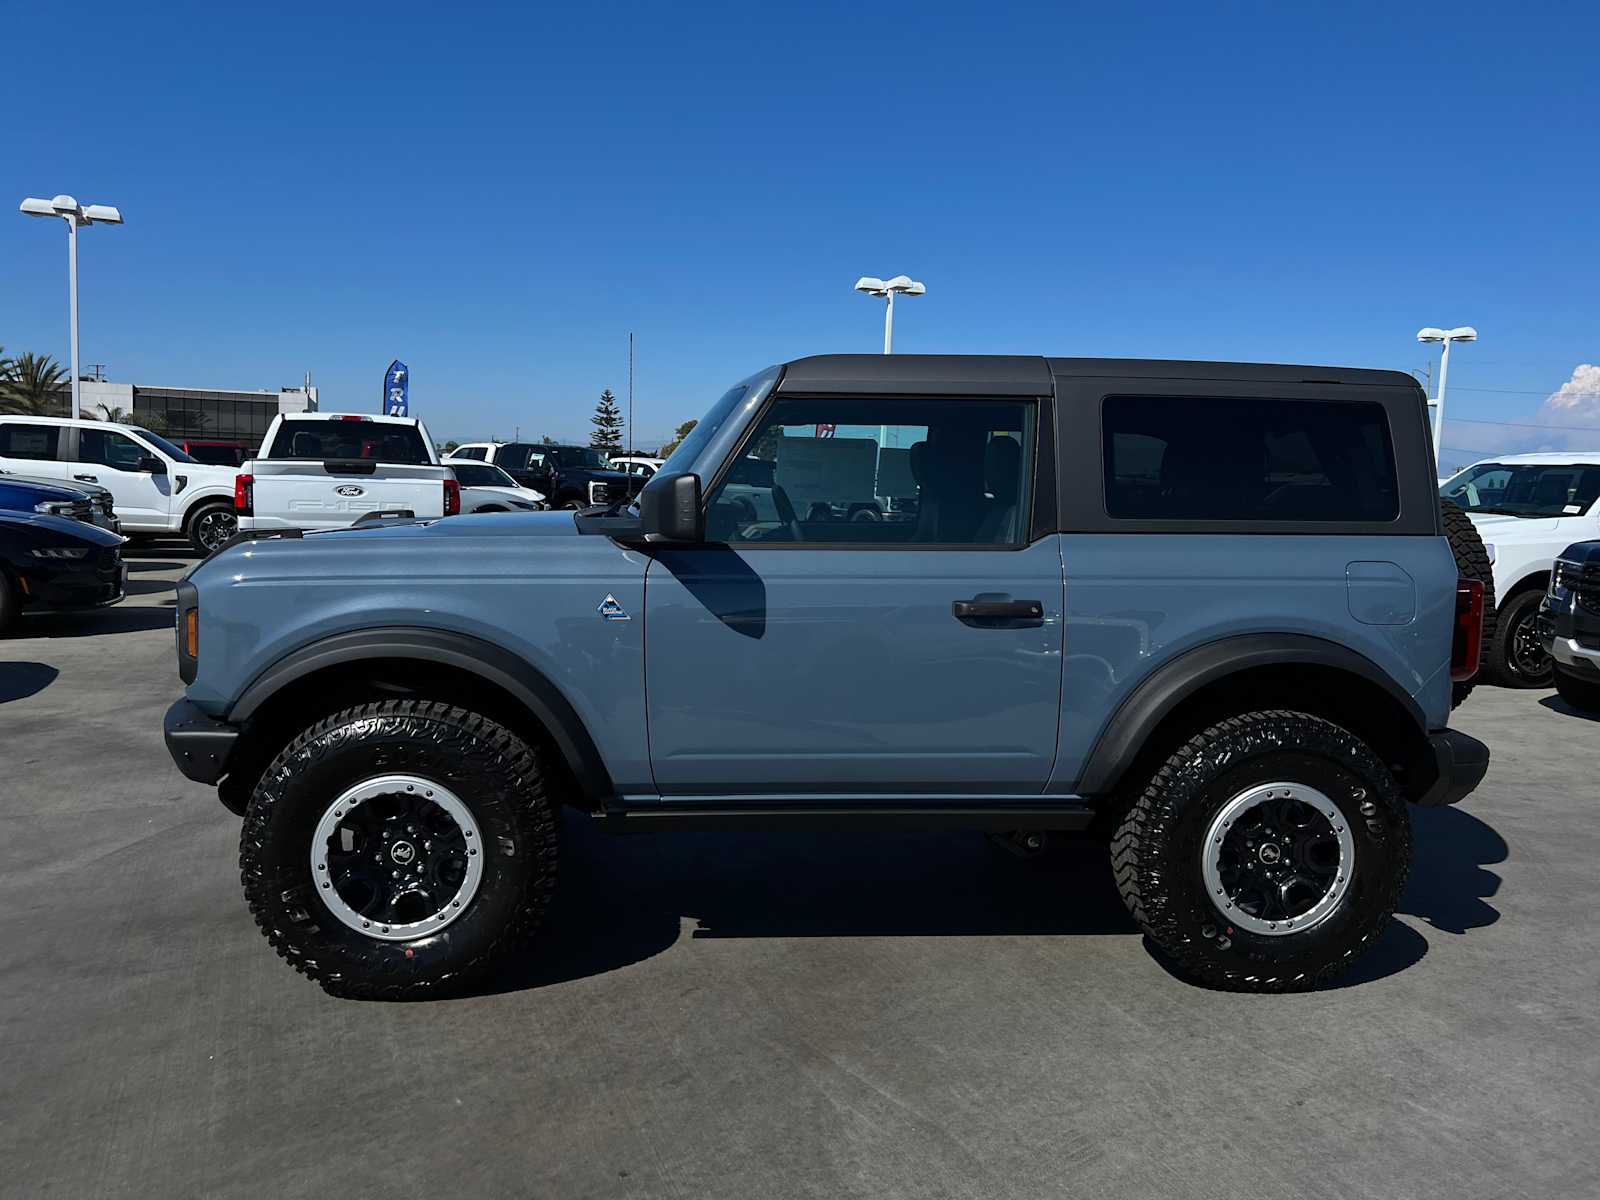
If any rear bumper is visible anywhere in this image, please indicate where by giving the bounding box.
[1416,729,1490,808]
[164,698,239,785]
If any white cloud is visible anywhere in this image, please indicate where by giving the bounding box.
[1437,364,1600,472]
[1538,363,1600,427]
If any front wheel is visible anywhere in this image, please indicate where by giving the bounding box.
[240,700,559,999]
[1112,710,1410,992]
[1486,589,1554,689]
[187,502,239,556]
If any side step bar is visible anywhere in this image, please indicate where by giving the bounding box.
[599,801,1097,834]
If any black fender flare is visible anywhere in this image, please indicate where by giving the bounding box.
[1075,633,1427,796]
[230,626,614,801]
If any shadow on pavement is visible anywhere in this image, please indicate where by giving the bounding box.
[0,661,59,703]
[1539,694,1600,723]
[468,802,1509,1000]
[17,607,176,637]
[127,560,188,573]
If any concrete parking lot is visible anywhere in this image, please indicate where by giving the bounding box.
[2,544,1597,1199]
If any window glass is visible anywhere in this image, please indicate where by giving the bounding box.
[264,418,432,464]
[454,445,487,460]
[1102,396,1398,522]
[0,423,60,460]
[1441,462,1600,517]
[78,427,151,470]
[128,429,196,463]
[703,398,1034,545]
[450,463,518,487]
[550,446,607,468]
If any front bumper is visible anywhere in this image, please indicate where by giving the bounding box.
[164,698,239,785]
[1538,592,1600,681]
[1416,729,1491,808]
[22,554,126,610]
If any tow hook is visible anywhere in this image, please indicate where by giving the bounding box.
[989,830,1048,859]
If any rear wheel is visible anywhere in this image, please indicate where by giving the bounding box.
[1112,709,1410,992]
[1554,665,1600,712]
[1441,498,1496,706]
[1486,588,1553,689]
[187,501,238,556]
[240,700,559,999]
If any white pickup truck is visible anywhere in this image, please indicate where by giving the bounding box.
[236,413,459,535]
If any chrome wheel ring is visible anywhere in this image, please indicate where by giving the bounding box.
[1201,781,1355,937]
[311,774,485,942]
[197,508,237,552]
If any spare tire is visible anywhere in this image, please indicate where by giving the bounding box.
[1441,497,1497,707]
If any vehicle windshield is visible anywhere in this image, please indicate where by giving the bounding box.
[656,381,756,478]
[450,463,520,488]
[1441,462,1600,517]
[548,446,608,469]
[263,418,433,464]
[130,429,198,464]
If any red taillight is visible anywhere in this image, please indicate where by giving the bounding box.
[234,473,254,516]
[443,477,460,516]
[1452,577,1485,682]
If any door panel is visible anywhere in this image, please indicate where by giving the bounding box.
[644,539,1064,795]
[69,426,174,529]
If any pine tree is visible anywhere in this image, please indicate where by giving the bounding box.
[658,419,698,458]
[590,388,624,450]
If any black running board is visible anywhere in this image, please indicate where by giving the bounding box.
[599,802,1096,834]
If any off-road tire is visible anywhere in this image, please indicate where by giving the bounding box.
[1441,497,1496,707]
[0,570,16,635]
[1554,665,1600,713]
[1485,588,1554,689]
[1111,709,1410,992]
[187,500,239,557]
[240,700,559,999]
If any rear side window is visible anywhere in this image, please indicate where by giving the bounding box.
[1102,396,1398,523]
[264,419,432,464]
[454,446,487,460]
[0,423,59,460]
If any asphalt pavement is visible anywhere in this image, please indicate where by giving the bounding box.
[2,543,1597,1199]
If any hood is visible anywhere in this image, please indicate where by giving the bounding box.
[1467,511,1580,539]
[0,477,89,505]
[1,473,110,499]
[0,508,124,544]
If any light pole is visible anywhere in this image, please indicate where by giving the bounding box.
[1415,326,1477,456]
[20,195,124,419]
[854,275,926,353]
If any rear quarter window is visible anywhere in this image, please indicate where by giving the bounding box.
[1102,395,1399,523]
[265,420,432,464]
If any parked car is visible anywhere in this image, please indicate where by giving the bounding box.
[0,509,126,634]
[181,439,250,467]
[1538,540,1600,711]
[606,454,664,480]
[450,441,642,508]
[1441,453,1600,687]
[237,413,458,537]
[0,473,120,534]
[0,415,238,554]
[0,469,119,533]
[164,353,1487,999]
[441,460,547,512]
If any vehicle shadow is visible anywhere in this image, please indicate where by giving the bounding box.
[1539,695,1600,723]
[466,803,1508,1000]
[0,661,59,703]
[127,560,188,573]
[127,578,176,597]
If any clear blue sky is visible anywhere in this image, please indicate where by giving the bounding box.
[3,1,1596,463]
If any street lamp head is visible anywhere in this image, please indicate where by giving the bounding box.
[81,205,123,225]
[1446,326,1477,343]
[50,195,80,214]
[856,274,926,297]
[1416,327,1448,343]
[855,276,888,295]
[19,197,57,217]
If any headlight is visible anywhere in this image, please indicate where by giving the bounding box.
[29,546,91,559]
[34,501,72,516]
[1483,543,1495,564]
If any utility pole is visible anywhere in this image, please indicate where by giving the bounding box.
[628,332,635,457]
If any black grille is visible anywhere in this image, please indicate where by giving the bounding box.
[1555,560,1600,615]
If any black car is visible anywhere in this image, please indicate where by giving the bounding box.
[1539,540,1600,712]
[492,444,643,509]
[0,472,120,533]
[0,510,127,634]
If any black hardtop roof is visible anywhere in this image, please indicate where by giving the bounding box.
[777,354,1419,395]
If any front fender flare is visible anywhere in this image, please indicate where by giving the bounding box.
[229,626,614,801]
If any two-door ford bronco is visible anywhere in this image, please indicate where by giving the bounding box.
[165,355,1490,997]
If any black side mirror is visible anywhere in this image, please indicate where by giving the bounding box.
[138,456,168,475]
[638,472,703,542]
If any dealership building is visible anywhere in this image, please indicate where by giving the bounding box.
[75,378,319,452]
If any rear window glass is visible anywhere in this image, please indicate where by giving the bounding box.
[0,423,59,460]
[264,419,432,464]
[1102,395,1398,523]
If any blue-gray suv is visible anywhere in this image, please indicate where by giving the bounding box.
[164,355,1490,998]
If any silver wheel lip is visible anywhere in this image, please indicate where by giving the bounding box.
[1201,781,1355,938]
[310,773,484,943]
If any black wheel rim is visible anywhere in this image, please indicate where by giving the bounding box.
[1203,782,1354,935]
[1509,608,1550,680]
[197,509,237,552]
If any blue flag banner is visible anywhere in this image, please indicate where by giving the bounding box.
[384,360,409,416]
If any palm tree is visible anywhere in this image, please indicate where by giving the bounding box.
[97,403,129,423]
[0,352,69,417]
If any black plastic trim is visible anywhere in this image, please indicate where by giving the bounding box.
[601,801,1095,833]
[164,698,239,785]
[1075,633,1427,796]
[228,627,615,802]
[1416,729,1490,807]
[174,579,198,684]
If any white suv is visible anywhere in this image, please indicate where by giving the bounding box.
[0,415,240,554]
[1441,452,1600,687]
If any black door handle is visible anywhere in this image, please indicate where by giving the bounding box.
[952,597,1044,622]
